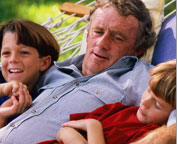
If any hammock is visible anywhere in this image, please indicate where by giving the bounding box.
[41,0,176,62]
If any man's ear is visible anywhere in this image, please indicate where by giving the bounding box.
[135,48,146,57]
[40,56,52,72]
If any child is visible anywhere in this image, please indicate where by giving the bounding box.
[37,59,176,144]
[0,18,60,124]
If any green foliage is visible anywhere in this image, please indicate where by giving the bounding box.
[0,0,64,23]
[16,3,60,24]
[0,0,17,23]
[165,0,176,16]
[0,0,81,61]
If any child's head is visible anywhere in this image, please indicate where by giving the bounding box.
[0,19,60,91]
[0,18,60,62]
[137,59,176,125]
[149,59,176,108]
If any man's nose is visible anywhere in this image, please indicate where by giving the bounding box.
[97,32,111,50]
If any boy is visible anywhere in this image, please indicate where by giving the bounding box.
[38,59,176,144]
[0,18,60,125]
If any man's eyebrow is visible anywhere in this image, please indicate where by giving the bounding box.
[92,26,104,31]
[112,31,127,40]
[91,26,127,40]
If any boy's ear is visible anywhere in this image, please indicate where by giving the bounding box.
[40,56,52,72]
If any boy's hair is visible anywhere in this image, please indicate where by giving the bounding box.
[0,19,60,63]
[149,59,176,108]
[88,0,156,54]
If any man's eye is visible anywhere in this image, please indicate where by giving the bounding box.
[94,30,104,34]
[115,37,123,41]
[113,35,124,41]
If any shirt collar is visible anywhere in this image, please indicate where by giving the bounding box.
[37,55,138,91]
[55,54,138,73]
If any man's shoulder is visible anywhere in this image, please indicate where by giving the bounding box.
[134,59,154,71]
[55,55,84,68]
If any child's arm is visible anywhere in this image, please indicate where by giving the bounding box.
[57,127,88,144]
[58,119,106,144]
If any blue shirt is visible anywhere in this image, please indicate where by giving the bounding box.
[0,55,175,144]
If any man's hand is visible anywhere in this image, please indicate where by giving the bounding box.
[130,124,176,144]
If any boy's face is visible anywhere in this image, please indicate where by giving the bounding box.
[137,87,173,125]
[1,32,49,91]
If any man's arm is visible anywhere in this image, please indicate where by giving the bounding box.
[131,124,176,144]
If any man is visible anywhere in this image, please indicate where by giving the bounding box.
[0,0,175,143]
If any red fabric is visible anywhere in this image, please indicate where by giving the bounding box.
[37,102,160,144]
[37,140,61,144]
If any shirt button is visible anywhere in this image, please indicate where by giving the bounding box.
[10,123,15,127]
[31,109,37,114]
[96,90,100,94]
[53,96,58,99]
[75,82,79,86]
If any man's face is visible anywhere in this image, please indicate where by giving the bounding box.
[82,5,140,76]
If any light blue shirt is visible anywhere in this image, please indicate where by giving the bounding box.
[0,55,175,144]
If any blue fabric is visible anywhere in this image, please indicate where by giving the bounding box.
[0,67,5,84]
[0,69,8,107]
[152,14,176,65]
[0,56,153,144]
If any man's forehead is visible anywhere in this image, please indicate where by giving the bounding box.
[91,6,139,27]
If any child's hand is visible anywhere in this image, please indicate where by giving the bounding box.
[57,127,87,144]
[62,119,102,132]
[60,119,105,144]
[0,81,27,97]
[0,87,32,121]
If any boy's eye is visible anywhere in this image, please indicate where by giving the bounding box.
[155,102,162,109]
[20,51,30,55]
[155,103,159,108]
[1,51,10,56]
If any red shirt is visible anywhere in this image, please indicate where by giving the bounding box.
[37,102,159,144]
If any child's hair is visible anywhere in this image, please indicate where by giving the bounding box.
[149,59,176,108]
[0,18,60,64]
